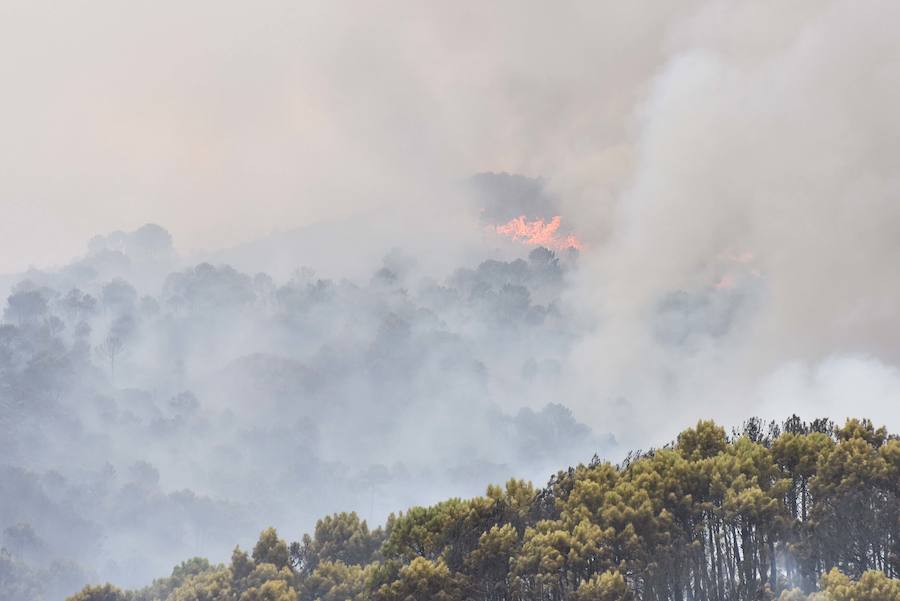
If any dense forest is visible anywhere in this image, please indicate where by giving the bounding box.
[64,415,899,601]
[1,188,895,601]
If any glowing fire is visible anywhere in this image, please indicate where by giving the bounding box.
[493,215,584,251]
[713,249,761,290]
[713,274,736,289]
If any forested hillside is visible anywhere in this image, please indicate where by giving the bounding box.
[66,416,899,601]
[0,223,608,595]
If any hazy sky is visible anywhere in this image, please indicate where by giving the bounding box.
[0,1,687,272]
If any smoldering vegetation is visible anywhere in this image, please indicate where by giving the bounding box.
[0,191,613,597]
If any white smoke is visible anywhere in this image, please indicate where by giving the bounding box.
[564,0,900,445]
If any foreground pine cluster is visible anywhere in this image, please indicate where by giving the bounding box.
[69,416,900,601]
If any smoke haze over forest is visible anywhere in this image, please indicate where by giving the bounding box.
[2,1,900,599]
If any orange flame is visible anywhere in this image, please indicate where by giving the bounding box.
[712,249,761,290]
[493,215,584,251]
[713,274,736,289]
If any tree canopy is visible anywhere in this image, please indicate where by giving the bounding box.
[68,415,899,601]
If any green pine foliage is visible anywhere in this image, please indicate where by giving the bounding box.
[68,416,900,601]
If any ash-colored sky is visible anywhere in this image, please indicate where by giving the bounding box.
[0,1,679,272]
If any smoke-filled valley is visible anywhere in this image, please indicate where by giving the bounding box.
[0,181,616,595]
